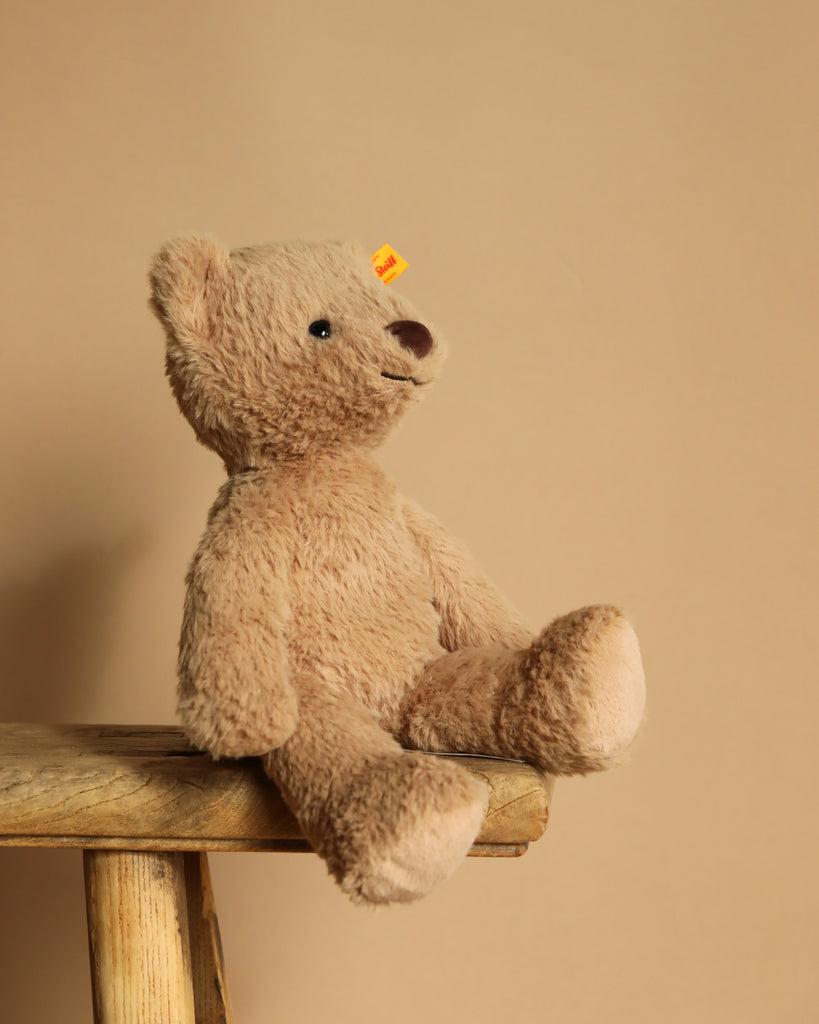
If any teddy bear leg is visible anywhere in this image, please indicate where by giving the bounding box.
[262,675,488,904]
[398,606,645,775]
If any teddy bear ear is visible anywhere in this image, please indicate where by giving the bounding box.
[149,236,228,345]
[329,239,369,263]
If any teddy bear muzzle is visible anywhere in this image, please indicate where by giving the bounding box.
[386,320,433,360]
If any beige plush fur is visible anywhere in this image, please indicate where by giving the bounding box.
[150,237,646,904]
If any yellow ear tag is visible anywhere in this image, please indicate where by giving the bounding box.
[371,244,409,285]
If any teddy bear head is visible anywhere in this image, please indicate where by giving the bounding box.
[150,238,446,470]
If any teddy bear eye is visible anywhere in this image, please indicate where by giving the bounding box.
[308,319,332,340]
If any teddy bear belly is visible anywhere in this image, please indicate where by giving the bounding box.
[288,560,445,717]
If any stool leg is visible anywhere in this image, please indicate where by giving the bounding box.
[183,852,235,1024]
[84,850,196,1024]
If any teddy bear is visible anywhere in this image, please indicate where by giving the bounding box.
[149,237,646,905]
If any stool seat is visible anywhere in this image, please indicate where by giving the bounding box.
[0,723,552,1023]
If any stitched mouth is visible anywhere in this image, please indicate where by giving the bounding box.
[381,371,421,386]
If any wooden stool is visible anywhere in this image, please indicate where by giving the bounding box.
[0,723,551,1023]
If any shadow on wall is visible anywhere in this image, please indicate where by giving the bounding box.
[0,535,146,721]
[0,848,92,1021]
[0,534,149,1021]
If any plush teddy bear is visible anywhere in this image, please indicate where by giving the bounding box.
[150,237,646,905]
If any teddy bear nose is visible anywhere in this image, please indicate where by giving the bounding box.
[386,320,433,360]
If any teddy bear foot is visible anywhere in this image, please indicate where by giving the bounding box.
[328,754,488,905]
[516,605,646,773]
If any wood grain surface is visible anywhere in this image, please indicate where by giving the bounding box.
[184,852,235,1024]
[0,723,551,855]
[84,850,196,1024]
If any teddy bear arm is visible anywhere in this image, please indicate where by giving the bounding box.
[177,538,297,759]
[402,500,533,651]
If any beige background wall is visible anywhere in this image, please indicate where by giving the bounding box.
[1,2,816,1021]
